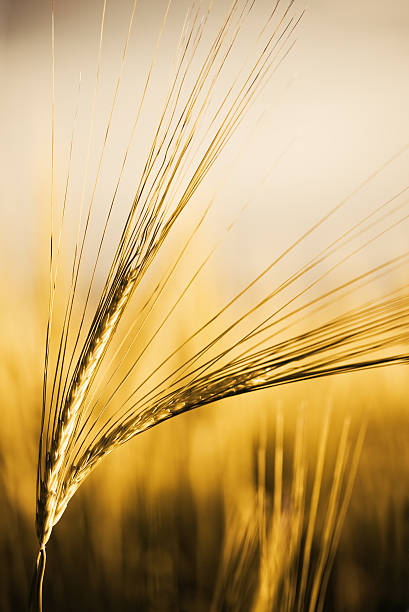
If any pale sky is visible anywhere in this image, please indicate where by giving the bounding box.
[1,0,409,289]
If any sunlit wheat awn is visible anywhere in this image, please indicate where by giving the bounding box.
[31,0,409,610]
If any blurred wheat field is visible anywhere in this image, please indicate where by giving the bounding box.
[1,283,408,610]
[1,0,409,610]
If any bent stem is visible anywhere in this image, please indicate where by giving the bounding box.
[29,547,47,612]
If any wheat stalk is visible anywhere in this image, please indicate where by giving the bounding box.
[31,1,409,610]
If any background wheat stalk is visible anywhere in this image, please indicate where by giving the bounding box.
[29,1,409,610]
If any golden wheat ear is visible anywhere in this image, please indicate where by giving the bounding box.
[32,0,409,610]
[36,0,300,548]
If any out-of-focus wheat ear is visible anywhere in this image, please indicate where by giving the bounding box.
[315,418,367,612]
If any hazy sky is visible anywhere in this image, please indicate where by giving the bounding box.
[1,0,409,283]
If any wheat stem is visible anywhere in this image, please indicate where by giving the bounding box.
[29,547,46,612]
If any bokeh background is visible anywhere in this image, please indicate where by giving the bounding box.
[1,0,409,610]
